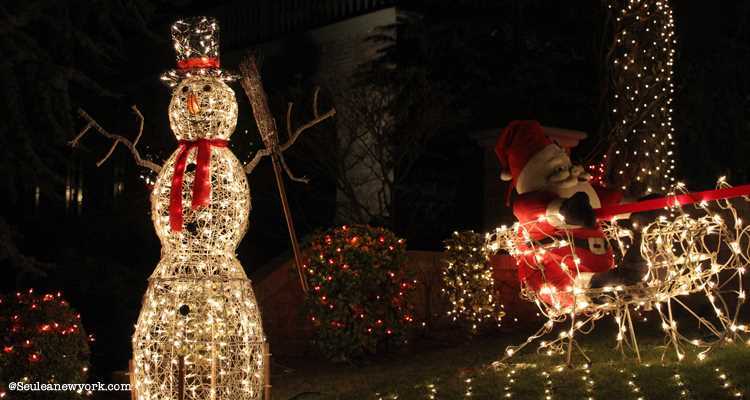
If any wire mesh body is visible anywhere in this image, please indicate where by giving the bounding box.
[487,180,748,364]
[133,274,265,400]
[151,146,250,254]
[132,75,266,399]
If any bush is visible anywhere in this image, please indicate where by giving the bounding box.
[304,224,415,360]
[442,231,504,332]
[0,289,90,399]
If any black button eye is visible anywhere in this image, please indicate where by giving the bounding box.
[179,304,190,316]
[203,85,212,92]
[181,86,188,93]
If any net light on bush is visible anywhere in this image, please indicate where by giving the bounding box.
[303,225,415,360]
[442,231,505,332]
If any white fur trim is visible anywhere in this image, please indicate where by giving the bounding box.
[575,272,594,288]
[573,272,594,307]
[545,198,566,227]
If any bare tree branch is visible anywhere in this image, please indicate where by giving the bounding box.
[279,107,336,153]
[240,55,336,175]
[285,102,293,140]
[278,154,309,184]
[244,148,272,175]
[71,106,161,173]
[245,90,336,175]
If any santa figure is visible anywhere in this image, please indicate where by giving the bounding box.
[495,120,642,309]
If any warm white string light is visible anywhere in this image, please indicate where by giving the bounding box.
[714,367,743,398]
[541,370,554,400]
[580,363,596,400]
[423,381,438,400]
[620,369,645,400]
[463,377,474,398]
[131,17,266,400]
[487,179,749,365]
[671,370,691,399]
[603,0,677,196]
[443,231,505,332]
[503,367,517,399]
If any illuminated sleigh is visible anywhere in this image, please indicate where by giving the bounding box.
[486,180,750,365]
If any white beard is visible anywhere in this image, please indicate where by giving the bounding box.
[555,181,601,208]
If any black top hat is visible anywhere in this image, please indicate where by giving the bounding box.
[160,17,237,87]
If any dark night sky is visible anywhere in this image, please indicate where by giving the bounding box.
[2,0,749,378]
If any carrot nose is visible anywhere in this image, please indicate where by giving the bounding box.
[186,92,200,115]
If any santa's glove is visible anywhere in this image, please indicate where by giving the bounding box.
[559,192,596,228]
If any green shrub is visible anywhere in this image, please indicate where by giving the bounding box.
[442,230,504,333]
[0,290,90,399]
[304,225,415,361]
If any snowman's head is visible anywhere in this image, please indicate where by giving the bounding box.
[515,143,591,194]
[168,76,238,141]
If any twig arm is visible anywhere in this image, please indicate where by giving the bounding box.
[277,153,309,184]
[71,107,161,173]
[238,54,336,181]
[278,107,336,153]
[244,148,272,175]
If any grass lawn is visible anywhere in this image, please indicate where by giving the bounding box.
[271,325,750,400]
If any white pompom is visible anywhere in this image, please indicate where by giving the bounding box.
[500,170,512,181]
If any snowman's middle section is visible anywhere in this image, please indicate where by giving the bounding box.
[151,145,251,274]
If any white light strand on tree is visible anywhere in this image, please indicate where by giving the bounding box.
[602,0,677,196]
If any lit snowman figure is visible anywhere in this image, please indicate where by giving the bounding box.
[132,18,265,400]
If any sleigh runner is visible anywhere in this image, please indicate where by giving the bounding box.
[487,179,750,365]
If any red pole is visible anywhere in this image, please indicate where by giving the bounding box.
[595,183,750,220]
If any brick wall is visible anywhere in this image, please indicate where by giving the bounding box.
[253,250,536,355]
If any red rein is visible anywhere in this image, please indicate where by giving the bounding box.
[594,183,750,220]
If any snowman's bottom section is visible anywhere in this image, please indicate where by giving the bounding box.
[132,275,265,400]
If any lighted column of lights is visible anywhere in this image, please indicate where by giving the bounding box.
[463,377,474,398]
[442,231,505,332]
[424,382,438,400]
[580,363,596,400]
[503,368,517,399]
[486,179,749,365]
[714,367,743,398]
[671,371,691,399]
[541,370,554,400]
[619,369,645,400]
[603,0,677,196]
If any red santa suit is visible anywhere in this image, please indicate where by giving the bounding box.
[495,120,624,309]
[513,187,622,308]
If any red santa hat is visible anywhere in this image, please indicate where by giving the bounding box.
[495,120,553,204]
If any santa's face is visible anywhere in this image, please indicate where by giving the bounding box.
[516,144,591,194]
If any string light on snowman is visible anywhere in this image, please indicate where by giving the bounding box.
[71,16,335,400]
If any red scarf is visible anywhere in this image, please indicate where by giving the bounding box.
[169,139,228,231]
